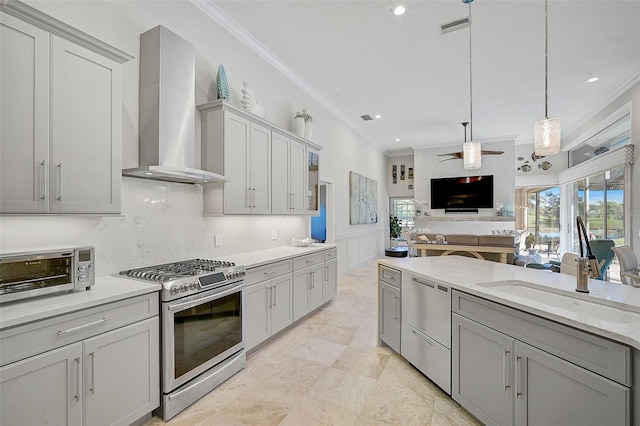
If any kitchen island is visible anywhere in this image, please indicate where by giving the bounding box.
[378,255,640,426]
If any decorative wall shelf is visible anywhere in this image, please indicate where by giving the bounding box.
[414,216,516,222]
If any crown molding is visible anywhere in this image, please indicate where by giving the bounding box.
[191,0,380,150]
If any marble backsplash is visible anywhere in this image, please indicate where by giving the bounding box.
[0,178,308,276]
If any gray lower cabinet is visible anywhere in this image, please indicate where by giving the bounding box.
[0,293,159,426]
[379,282,401,352]
[293,263,324,321]
[324,258,338,301]
[1,317,159,426]
[452,296,631,426]
[245,274,293,351]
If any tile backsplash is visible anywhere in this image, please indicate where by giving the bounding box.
[0,178,308,276]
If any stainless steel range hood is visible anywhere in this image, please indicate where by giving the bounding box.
[123,25,226,185]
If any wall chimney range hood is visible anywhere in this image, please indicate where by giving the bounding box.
[123,25,227,185]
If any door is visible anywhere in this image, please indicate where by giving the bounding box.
[514,341,630,426]
[307,148,319,213]
[452,313,514,426]
[223,112,251,214]
[83,317,159,426]
[308,263,324,311]
[245,280,270,350]
[270,274,293,336]
[0,342,82,426]
[0,13,50,213]
[324,258,338,301]
[379,281,400,352]
[292,269,310,321]
[271,132,291,214]
[249,122,271,214]
[289,140,306,213]
[50,35,121,213]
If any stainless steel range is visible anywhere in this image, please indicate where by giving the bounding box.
[120,258,246,420]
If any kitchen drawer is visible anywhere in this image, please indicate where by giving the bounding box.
[324,248,337,261]
[245,259,292,286]
[452,290,631,386]
[0,292,159,366]
[378,265,401,288]
[292,252,324,271]
[401,321,451,394]
[402,274,451,348]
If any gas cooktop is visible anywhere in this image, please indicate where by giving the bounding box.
[119,259,245,301]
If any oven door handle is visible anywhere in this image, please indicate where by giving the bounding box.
[167,281,245,312]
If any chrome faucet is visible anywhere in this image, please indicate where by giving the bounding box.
[575,216,603,293]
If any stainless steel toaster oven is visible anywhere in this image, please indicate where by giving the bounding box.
[0,247,95,303]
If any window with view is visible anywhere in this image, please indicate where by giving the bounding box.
[390,198,415,228]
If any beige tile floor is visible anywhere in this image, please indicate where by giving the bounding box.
[146,260,481,426]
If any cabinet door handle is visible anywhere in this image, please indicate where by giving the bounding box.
[411,328,435,346]
[247,188,252,208]
[515,355,523,398]
[311,271,314,289]
[273,285,277,306]
[394,296,400,320]
[57,318,108,335]
[291,193,295,209]
[39,160,46,200]
[268,286,272,308]
[55,162,63,201]
[326,266,329,282]
[252,188,256,208]
[74,357,81,401]
[503,349,511,390]
[89,352,96,394]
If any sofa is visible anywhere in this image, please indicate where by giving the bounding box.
[412,233,517,264]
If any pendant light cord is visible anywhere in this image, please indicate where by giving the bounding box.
[544,0,549,119]
[468,3,473,140]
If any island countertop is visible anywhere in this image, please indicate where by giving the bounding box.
[378,255,640,350]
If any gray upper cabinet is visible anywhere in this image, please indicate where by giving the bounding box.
[0,5,132,214]
[199,100,321,216]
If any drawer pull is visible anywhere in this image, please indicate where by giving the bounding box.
[57,318,108,335]
[263,269,279,276]
[411,329,435,346]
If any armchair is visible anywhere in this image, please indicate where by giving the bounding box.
[611,246,640,287]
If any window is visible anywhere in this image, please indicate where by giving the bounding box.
[524,186,560,261]
[390,198,415,227]
[572,166,625,248]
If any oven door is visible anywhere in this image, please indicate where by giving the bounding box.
[0,251,75,303]
[162,280,244,392]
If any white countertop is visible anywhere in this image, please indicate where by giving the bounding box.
[378,255,640,350]
[219,243,337,269]
[0,276,161,330]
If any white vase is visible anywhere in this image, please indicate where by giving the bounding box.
[294,112,304,137]
[302,109,313,140]
[304,121,313,140]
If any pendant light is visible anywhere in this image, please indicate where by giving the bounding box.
[463,0,481,170]
[534,0,561,156]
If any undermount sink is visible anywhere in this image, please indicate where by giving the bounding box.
[476,280,640,324]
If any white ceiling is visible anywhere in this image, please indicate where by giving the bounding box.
[209,0,640,156]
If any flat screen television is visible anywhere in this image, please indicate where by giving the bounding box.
[430,175,494,210]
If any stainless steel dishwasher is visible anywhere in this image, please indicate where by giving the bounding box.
[401,273,452,394]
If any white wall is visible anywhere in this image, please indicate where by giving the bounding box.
[0,1,387,275]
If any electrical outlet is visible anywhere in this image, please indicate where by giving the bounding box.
[271,230,278,240]
[214,234,222,247]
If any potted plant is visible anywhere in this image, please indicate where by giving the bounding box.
[390,216,402,247]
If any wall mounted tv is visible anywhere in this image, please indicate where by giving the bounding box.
[430,175,494,212]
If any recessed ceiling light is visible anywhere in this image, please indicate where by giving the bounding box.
[374,114,382,119]
[391,5,406,16]
[587,77,599,83]
[395,138,401,142]
[144,172,153,176]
